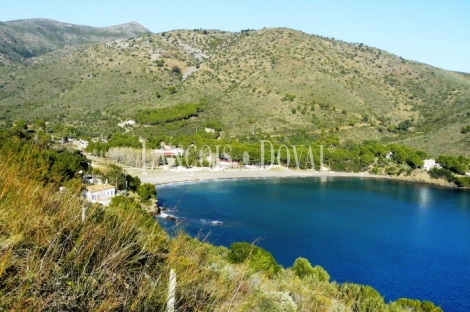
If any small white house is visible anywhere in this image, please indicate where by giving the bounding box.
[423,159,442,171]
[83,184,116,206]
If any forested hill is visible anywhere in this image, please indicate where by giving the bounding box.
[0,26,469,156]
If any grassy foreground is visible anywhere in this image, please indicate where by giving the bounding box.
[0,143,442,311]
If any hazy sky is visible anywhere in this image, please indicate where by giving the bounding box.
[2,0,469,73]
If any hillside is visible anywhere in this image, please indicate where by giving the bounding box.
[0,131,443,311]
[0,27,469,156]
[0,18,150,64]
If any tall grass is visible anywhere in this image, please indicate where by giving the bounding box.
[0,149,443,311]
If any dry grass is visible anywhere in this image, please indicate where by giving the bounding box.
[0,150,443,311]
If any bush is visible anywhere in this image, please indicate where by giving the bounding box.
[390,298,443,312]
[229,242,281,276]
[137,183,156,201]
[172,66,181,74]
[126,174,141,192]
[428,167,455,182]
[109,195,141,210]
[341,284,386,312]
[168,86,177,94]
[455,177,470,188]
[291,257,330,282]
[282,93,296,101]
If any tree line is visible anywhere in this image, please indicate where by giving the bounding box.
[134,102,203,125]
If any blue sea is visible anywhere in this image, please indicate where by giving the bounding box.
[156,177,470,311]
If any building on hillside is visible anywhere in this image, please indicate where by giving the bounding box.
[423,159,442,171]
[82,184,116,206]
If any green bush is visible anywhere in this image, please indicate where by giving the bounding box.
[428,167,455,182]
[390,298,443,312]
[229,242,281,276]
[341,283,386,312]
[291,257,330,282]
[109,195,141,210]
[455,176,470,188]
[137,183,156,201]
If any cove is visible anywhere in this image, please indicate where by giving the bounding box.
[157,177,470,311]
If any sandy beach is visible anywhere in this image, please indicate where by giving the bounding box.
[125,167,381,186]
[86,154,454,188]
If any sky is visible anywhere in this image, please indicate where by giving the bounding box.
[1,0,469,73]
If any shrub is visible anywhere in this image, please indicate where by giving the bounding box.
[292,257,330,282]
[283,93,296,101]
[168,86,177,94]
[390,298,443,312]
[137,183,156,201]
[172,66,181,74]
[109,195,141,210]
[455,177,470,188]
[341,284,386,312]
[229,242,281,276]
[428,167,455,182]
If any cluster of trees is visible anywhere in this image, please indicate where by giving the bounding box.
[135,102,202,125]
[437,155,469,175]
[461,125,470,134]
[228,242,281,277]
[388,143,426,168]
[83,130,469,188]
[0,129,88,185]
[86,133,428,171]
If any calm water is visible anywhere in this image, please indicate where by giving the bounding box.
[157,177,470,311]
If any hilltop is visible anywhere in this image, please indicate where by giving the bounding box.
[0,18,150,64]
[0,26,469,156]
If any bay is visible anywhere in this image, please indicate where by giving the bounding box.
[157,177,470,311]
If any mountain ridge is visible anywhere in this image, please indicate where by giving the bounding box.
[0,18,151,64]
[0,25,468,156]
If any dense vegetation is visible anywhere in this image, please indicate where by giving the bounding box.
[0,129,88,185]
[0,125,444,311]
[135,102,203,125]
[81,130,470,188]
[1,27,469,156]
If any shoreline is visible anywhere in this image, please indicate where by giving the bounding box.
[124,167,420,187]
[86,154,461,189]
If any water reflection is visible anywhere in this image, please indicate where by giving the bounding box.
[417,187,432,208]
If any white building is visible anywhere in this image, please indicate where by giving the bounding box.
[83,184,116,206]
[423,159,442,171]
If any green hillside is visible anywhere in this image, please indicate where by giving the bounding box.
[0,27,469,156]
